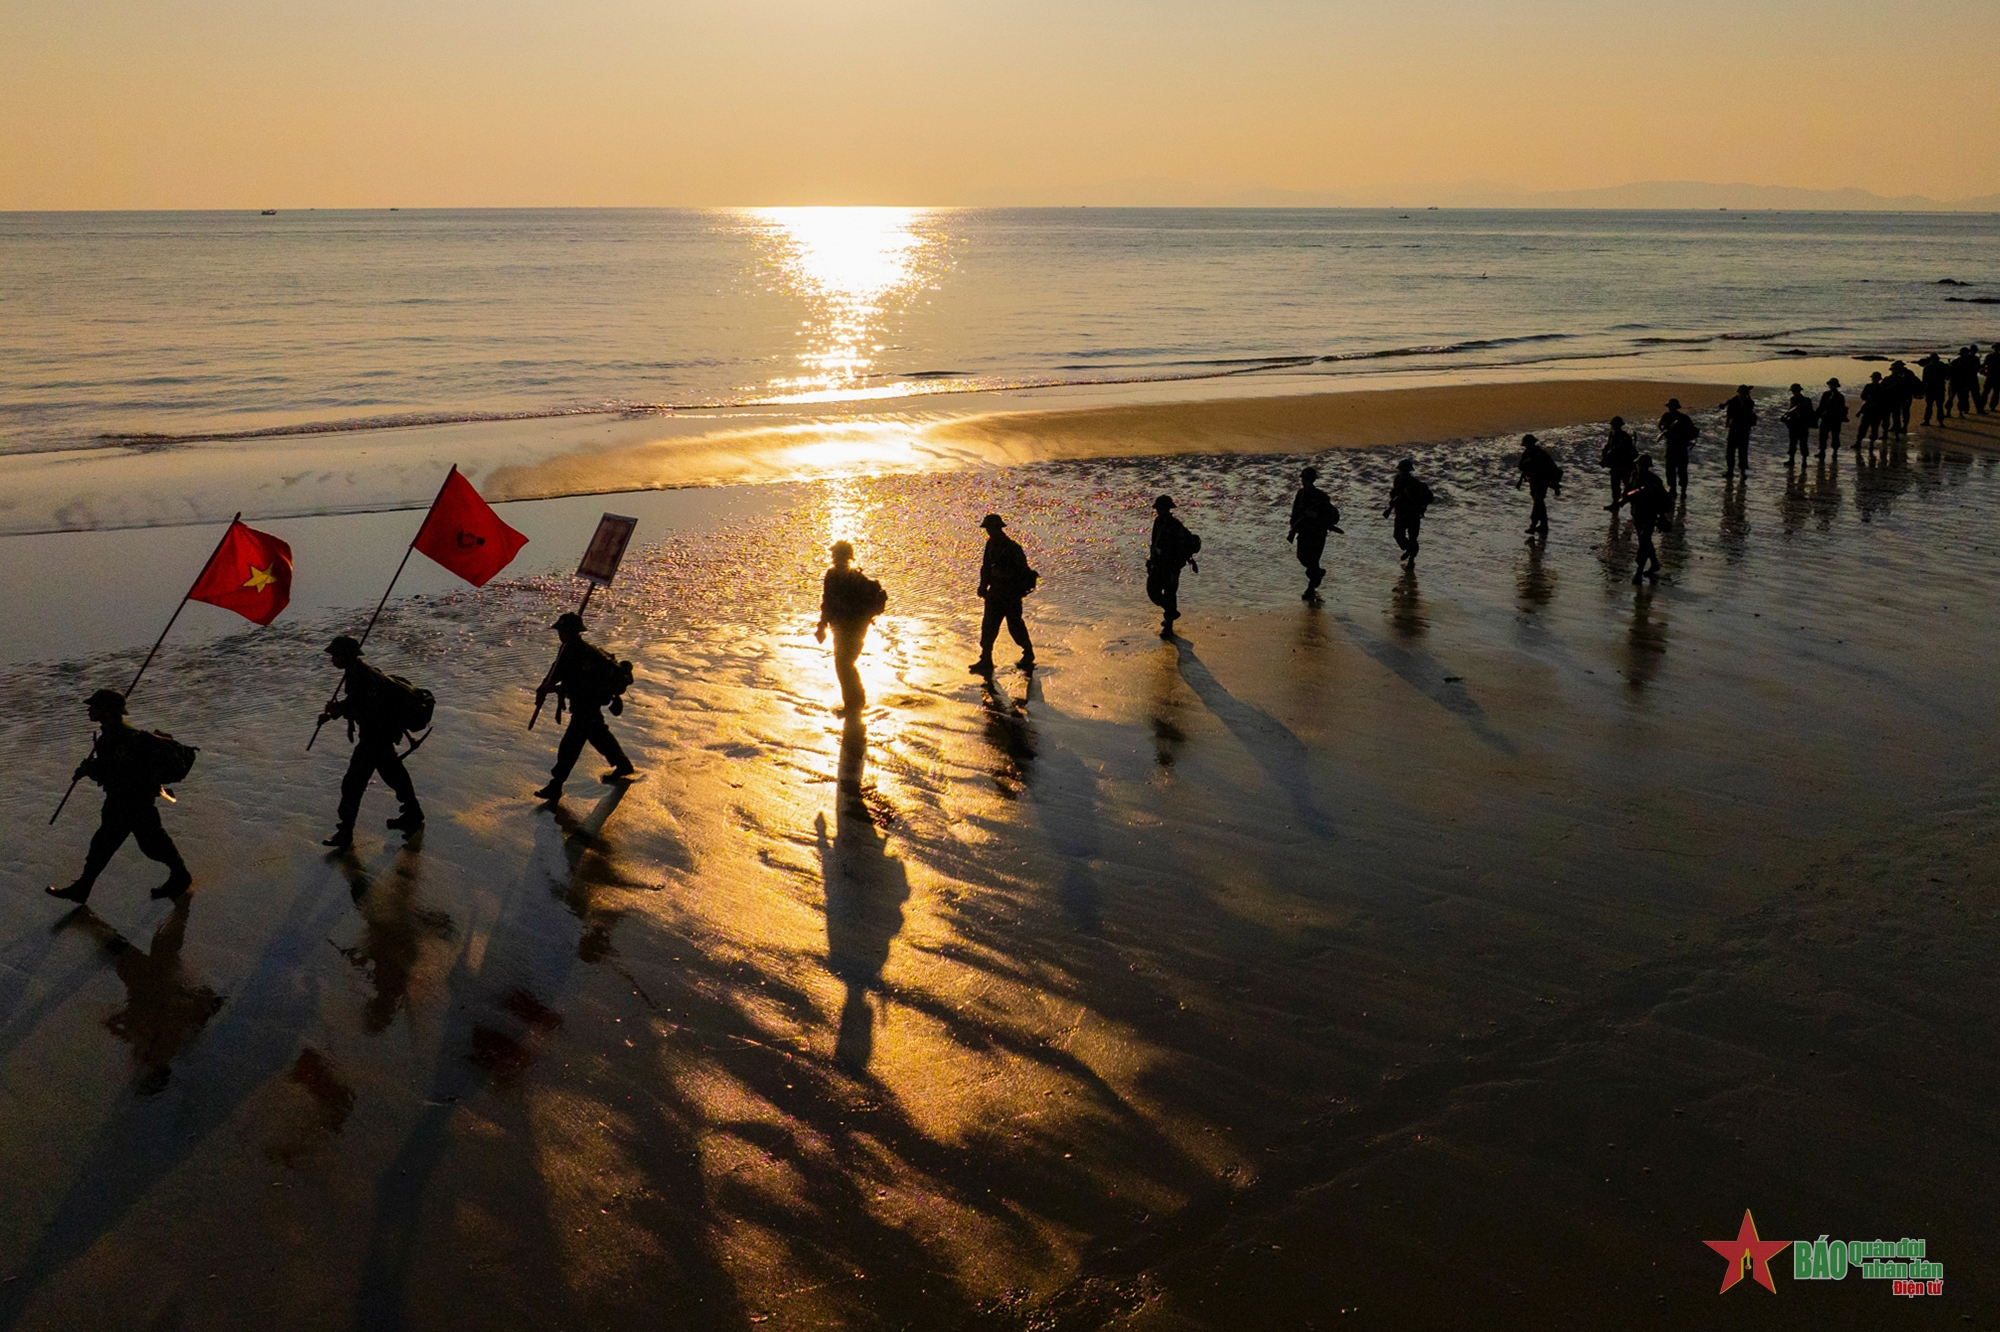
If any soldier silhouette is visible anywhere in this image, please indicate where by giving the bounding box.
[970,513,1036,673]
[1623,455,1670,584]
[1600,417,1637,512]
[318,636,424,849]
[1718,385,1757,478]
[1817,378,1848,455]
[1781,384,1816,463]
[1286,466,1342,601]
[1146,496,1200,637]
[534,612,636,799]
[1384,459,1434,566]
[1657,398,1699,501]
[1515,434,1562,535]
[816,541,887,715]
[47,689,192,903]
[1920,354,1950,424]
[1983,343,2000,411]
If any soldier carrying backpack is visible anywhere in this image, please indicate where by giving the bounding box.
[47,688,195,904]
[816,541,888,715]
[318,635,427,848]
[534,612,637,799]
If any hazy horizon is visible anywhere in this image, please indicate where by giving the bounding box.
[7,0,1998,211]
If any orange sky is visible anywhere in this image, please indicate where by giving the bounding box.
[5,0,1997,208]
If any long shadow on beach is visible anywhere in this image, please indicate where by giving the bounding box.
[1333,598,1517,757]
[1170,639,1335,837]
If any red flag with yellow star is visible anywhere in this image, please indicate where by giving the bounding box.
[186,519,294,625]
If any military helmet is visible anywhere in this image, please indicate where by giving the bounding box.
[325,635,362,659]
[831,540,854,561]
[979,513,1006,531]
[1300,466,1318,482]
[1523,434,1538,446]
[86,688,127,717]
[1665,398,1681,409]
[1153,495,1175,511]
[1397,458,1415,473]
[552,612,585,634]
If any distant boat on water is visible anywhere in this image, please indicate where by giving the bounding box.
[260,209,277,215]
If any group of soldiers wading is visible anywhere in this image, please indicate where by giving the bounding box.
[45,363,1998,902]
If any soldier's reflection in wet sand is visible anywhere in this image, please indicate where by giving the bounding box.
[815,718,909,1073]
[63,901,225,1095]
[331,842,456,1034]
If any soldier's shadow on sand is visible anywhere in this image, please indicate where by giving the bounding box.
[815,717,909,1073]
[1170,639,1336,837]
[61,901,226,1096]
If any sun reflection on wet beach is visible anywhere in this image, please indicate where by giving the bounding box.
[746,207,944,401]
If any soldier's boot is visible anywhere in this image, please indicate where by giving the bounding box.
[533,778,564,800]
[45,877,93,903]
[385,805,425,833]
[151,865,193,901]
[322,825,355,849]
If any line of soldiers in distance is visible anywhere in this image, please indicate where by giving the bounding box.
[43,364,1995,907]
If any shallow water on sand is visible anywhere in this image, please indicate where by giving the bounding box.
[0,420,1995,1326]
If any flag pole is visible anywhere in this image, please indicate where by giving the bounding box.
[52,513,241,825]
[310,467,457,750]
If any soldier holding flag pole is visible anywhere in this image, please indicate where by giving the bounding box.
[313,465,527,847]
[48,513,293,904]
[532,514,639,800]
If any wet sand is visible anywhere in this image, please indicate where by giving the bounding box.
[1,410,1996,1328]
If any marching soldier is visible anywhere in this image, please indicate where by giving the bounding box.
[534,612,636,799]
[816,541,888,715]
[1384,459,1434,566]
[1146,496,1201,636]
[1600,417,1637,511]
[1515,434,1562,535]
[970,513,1037,673]
[47,689,193,903]
[318,636,424,849]
[1286,466,1342,601]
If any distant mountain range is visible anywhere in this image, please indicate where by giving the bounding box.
[988,178,2000,211]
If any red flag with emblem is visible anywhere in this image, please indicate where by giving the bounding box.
[410,467,528,587]
[185,519,294,625]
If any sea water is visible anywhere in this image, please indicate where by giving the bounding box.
[4,207,1996,454]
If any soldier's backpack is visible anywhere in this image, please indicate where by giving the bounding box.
[381,674,436,735]
[140,730,199,786]
[860,575,888,618]
[571,641,635,703]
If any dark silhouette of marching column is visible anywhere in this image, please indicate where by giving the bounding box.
[1781,384,1816,463]
[318,636,425,849]
[47,689,193,904]
[1817,378,1848,455]
[1145,496,1200,637]
[970,513,1036,673]
[815,542,887,716]
[1657,398,1699,502]
[1718,385,1757,478]
[1514,434,1562,535]
[1948,346,1982,417]
[533,613,635,800]
[1286,466,1342,601]
[1600,417,1637,511]
[1982,344,2000,411]
[1623,455,1669,585]
[1383,459,1433,566]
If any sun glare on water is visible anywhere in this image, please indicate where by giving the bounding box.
[746,207,944,402]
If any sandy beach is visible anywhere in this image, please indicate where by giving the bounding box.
[2,391,1995,1327]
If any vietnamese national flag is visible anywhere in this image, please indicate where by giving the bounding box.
[410,467,528,587]
[186,519,294,625]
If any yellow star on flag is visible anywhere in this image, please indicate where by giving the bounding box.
[242,564,277,593]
